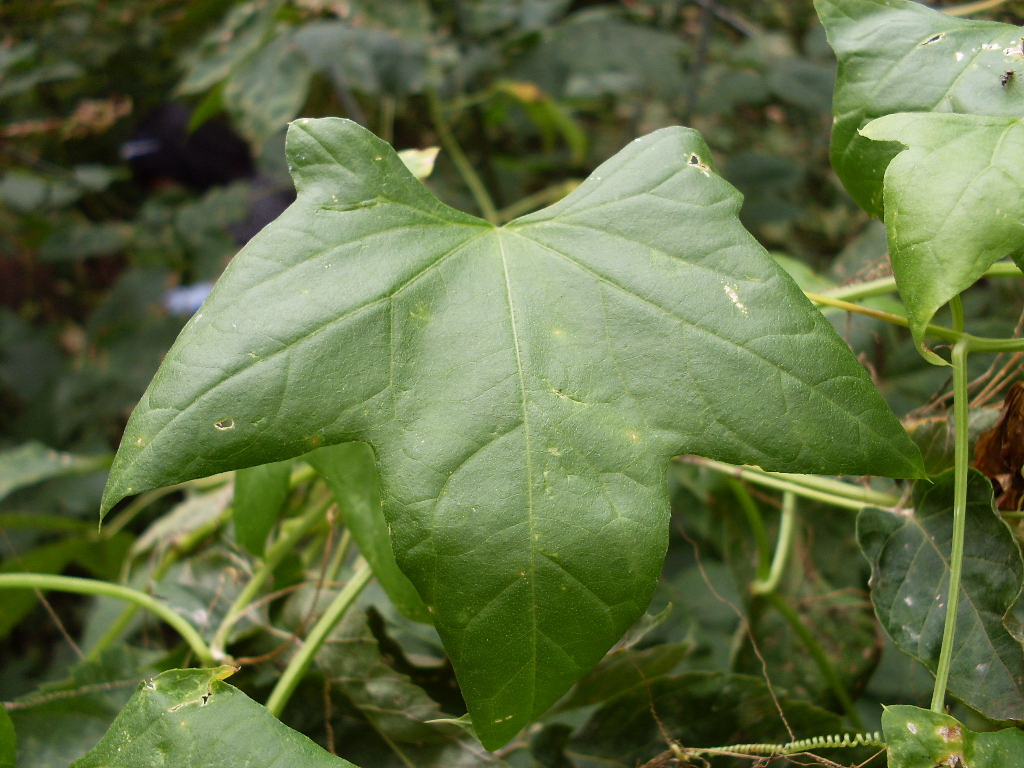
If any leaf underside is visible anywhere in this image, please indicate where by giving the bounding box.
[859,470,1024,721]
[101,117,921,747]
[816,0,1024,217]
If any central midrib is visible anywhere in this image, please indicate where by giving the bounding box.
[495,229,539,713]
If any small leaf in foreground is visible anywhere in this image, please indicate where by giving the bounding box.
[860,113,1024,359]
[816,0,1024,216]
[858,469,1024,720]
[101,117,922,747]
[70,667,357,768]
[883,705,1024,768]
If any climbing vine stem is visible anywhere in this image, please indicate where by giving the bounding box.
[0,573,216,664]
[265,559,373,717]
[930,335,971,713]
[751,492,797,596]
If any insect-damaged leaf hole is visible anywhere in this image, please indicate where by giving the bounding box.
[687,153,711,176]
[214,418,235,431]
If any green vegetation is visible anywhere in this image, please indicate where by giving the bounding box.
[3,1,1024,766]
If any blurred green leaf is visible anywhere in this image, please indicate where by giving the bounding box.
[858,469,1024,720]
[295,22,429,98]
[736,588,879,708]
[0,704,14,768]
[817,0,1024,216]
[317,606,453,744]
[39,222,133,262]
[176,2,275,96]
[0,443,109,504]
[130,484,232,558]
[456,0,571,36]
[555,641,691,712]
[513,10,687,100]
[0,172,79,213]
[223,31,312,147]
[233,460,291,556]
[905,407,1000,478]
[68,667,358,768]
[862,113,1024,356]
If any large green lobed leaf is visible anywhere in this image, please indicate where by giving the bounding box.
[101,117,922,747]
[860,113,1024,358]
[858,469,1024,720]
[816,0,1024,217]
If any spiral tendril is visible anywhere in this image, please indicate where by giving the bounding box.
[672,731,885,759]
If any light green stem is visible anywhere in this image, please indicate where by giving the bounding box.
[943,0,1014,16]
[324,528,352,583]
[931,338,971,713]
[687,457,899,510]
[497,181,580,223]
[806,292,1024,353]
[210,495,333,658]
[752,492,797,596]
[426,89,499,225]
[85,507,232,661]
[818,261,1020,304]
[265,559,373,716]
[0,573,215,664]
[950,295,965,334]
[729,479,773,581]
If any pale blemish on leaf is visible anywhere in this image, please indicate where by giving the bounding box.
[723,284,748,313]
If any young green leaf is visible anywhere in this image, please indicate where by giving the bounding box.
[100,117,922,747]
[861,113,1024,360]
[858,469,1024,720]
[306,443,430,622]
[816,0,1024,216]
[883,705,1024,768]
[233,459,292,556]
[69,667,358,768]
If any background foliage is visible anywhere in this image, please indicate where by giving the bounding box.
[3,0,1024,766]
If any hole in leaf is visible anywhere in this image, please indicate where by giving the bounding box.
[687,154,711,176]
[919,33,944,46]
[214,418,235,431]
